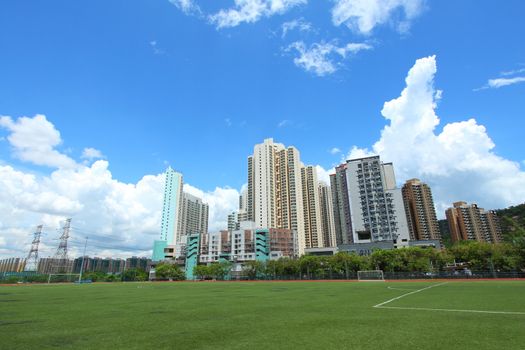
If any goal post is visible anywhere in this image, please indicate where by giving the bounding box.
[357,270,385,282]
[47,273,81,284]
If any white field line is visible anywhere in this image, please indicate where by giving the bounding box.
[377,306,525,315]
[387,286,418,292]
[375,282,525,316]
[373,282,449,308]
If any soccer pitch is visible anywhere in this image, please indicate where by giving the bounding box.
[1,281,524,349]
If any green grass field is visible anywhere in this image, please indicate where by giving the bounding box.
[1,281,524,349]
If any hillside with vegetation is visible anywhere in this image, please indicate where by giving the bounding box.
[497,203,525,242]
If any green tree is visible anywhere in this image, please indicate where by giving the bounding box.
[203,262,232,280]
[122,268,147,281]
[328,252,371,276]
[243,260,265,280]
[155,262,185,281]
[193,265,210,280]
[448,241,496,270]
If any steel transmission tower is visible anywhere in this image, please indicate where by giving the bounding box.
[24,225,43,272]
[52,218,72,273]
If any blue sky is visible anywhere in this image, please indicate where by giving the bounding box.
[0,0,524,257]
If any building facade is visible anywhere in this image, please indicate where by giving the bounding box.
[153,167,209,261]
[179,192,209,237]
[199,223,297,263]
[301,165,324,248]
[72,257,126,274]
[246,139,311,254]
[330,163,353,245]
[345,156,410,247]
[0,258,26,273]
[319,182,337,247]
[402,179,441,241]
[153,167,184,261]
[446,201,502,243]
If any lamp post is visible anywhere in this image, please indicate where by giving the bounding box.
[78,237,88,283]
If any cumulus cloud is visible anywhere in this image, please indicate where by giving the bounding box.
[0,115,77,169]
[184,184,240,232]
[0,161,164,259]
[330,147,341,155]
[286,41,372,76]
[332,0,425,35]
[0,115,240,258]
[348,55,525,215]
[81,147,104,160]
[315,165,332,185]
[281,18,312,38]
[209,0,307,29]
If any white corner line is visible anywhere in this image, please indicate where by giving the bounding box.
[373,282,448,308]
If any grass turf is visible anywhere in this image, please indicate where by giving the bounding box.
[1,281,524,349]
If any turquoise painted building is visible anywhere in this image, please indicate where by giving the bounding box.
[152,167,183,261]
[152,240,167,262]
[185,233,200,280]
[255,229,270,262]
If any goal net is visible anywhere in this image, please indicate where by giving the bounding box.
[357,270,385,282]
[47,274,81,284]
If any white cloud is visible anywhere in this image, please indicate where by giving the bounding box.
[315,165,332,185]
[149,40,165,55]
[281,18,312,38]
[486,76,525,89]
[0,115,240,258]
[0,115,77,169]
[169,0,201,15]
[81,147,104,160]
[330,147,341,155]
[475,65,525,90]
[348,55,525,215]
[500,68,525,76]
[184,184,240,232]
[209,0,307,29]
[278,119,292,127]
[286,41,372,76]
[332,0,425,35]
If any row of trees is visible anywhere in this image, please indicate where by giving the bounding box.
[220,241,525,280]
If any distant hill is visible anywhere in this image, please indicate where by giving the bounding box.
[496,203,525,240]
[438,219,452,247]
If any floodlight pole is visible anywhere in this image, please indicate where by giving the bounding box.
[78,237,88,283]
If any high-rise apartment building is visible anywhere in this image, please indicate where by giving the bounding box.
[153,167,183,260]
[319,182,337,247]
[159,167,184,244]
[227,211,238,231]
[153,167,208,261]
[330,164,353,245]
[301,165,324,248]
[179,192,209,237]
[246,139,328,255]
[345,156,410,247]
[446,201,502,243]
[402,179,441,241]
